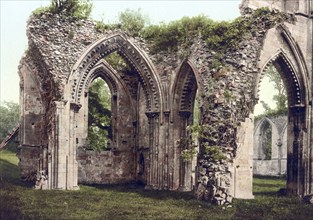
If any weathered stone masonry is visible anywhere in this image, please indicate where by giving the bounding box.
[18,0,312,204]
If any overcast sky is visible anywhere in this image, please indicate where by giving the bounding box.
[0,0,274,115]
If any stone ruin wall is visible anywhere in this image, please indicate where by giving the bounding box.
[17,1,313,204]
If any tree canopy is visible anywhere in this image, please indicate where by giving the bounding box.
[0,102,19,151]
[259,65,287,117]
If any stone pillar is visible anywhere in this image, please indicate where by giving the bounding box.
[145,112,160,190]
[232,113,254,199]
[51,101,67,189]
[48,101,79,190]
[68,103,81,190]
[163,111,171,190]
[178,111,192,191]
[287,106,306,195]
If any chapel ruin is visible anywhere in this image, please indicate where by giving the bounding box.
[16,0,313,205]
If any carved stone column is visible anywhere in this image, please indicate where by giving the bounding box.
[287,106,306,195]
[163,111,170,190]
[68,102,81,190]
[48,101,80,190]
[50,101,67,189]
[145,112,160,190]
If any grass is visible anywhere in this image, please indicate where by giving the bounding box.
[1,150,313,220]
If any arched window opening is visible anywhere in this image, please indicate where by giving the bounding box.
[78,49,146,186]
[255,64,287,117]
[87,77,112,151]
[253,63,288,178]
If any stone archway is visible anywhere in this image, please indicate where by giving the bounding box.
[171,60,200,191]
[253,24,311,196]
[76,60,137,184]
[46,34,164,190]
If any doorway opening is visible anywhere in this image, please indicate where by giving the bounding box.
[253,63,288,193]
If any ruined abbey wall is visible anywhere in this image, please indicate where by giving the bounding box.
[18,0,313,204]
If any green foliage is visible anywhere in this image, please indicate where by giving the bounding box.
[32,6,51,16]
[87,78,112,151]
[95,20,114,33]
[224,89,233,102]
[33,0,92,20]
[141,7,289,53]
[142,15,214,52]
[118,9,149,36]
[104,52,130,71]
[203,145,227,162]
[181,148,197,162]
[266,65,287,113]
[255,65,288,121]
[0,102,19,151]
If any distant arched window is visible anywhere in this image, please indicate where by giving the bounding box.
[260,120,272,160]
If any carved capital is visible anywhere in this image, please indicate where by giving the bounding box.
[70,102,82,113]
[53,101,66,109]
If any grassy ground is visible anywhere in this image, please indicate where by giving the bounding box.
[1,150,313,220]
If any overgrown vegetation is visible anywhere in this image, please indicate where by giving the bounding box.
[87,78,112,151]
[180,124,227,163]
[95,7,289,54]
[143,7,289,53]
[1,150,313,219]
[255,64,288,122]
[33,0,92,20]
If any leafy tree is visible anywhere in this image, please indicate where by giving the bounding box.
[87,78,112,151]
[0,102,19,151]
[267,65,287,113]
[257,64,287,119]
[118,9,150,36]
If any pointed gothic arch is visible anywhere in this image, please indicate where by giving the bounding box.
[67,33,163,112]
[171,60,200,191]
[254,117,277,160]
[48,34,165,190]
[252,24,311,196]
